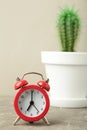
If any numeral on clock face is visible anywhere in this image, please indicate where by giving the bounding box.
[37,91,39,94]
[19,101,21,104]
[30,113,33,116]
[37,111,39,115]
[41,95,43,99]
[41,108,43,111]
[25,91,29,94]
[43,101,45,105]
[21,95,24,98]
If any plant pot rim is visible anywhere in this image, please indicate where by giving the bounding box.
[41,51,87,65]
[41,51,87,54]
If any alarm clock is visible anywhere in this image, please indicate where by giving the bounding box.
[13,72,50,125]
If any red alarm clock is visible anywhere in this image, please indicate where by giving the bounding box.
[13,72,50,125]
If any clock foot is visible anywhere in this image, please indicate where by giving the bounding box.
[43,117,50,125]
[13,116,20,125]
[29,121,34,124]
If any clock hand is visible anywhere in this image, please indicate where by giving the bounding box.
[31,90,34,101]
[27,104,32,111]
[27,101,34,111]
[27,90,34,111]
[33,104,39,113]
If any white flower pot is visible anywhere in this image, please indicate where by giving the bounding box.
[41,51,87,108]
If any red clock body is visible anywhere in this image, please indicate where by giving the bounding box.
[14,85,50,122]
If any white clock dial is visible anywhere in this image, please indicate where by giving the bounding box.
[18,89,46,117]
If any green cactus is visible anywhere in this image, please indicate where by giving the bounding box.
[56,8,80,52]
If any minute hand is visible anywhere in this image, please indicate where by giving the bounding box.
[33,104,39,113]
[31,90,34,101]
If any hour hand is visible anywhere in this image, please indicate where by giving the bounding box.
[27,101,34,111]
[27,104,32,111]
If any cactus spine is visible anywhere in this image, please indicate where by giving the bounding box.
[56,8,80,52]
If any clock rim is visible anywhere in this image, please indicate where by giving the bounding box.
[14,85,50,122]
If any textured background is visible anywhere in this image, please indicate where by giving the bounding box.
[0,0,87,95]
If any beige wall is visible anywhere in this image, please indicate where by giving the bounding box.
[0,0,87,96]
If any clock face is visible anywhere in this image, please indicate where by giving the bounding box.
[18,89,46,117]
[14,85,50,122]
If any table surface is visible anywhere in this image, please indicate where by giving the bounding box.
[0,96,87,130]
